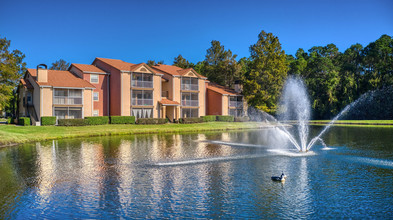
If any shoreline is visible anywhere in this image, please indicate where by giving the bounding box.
[0,122,274,147]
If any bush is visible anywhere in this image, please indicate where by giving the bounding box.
[85,116,109,125]
[41,116,56,126]
[137,118,167,124]
[180,117,204,124]
[7,117,13,124]
[58,119,87,126]
[234,116,250,122]
[217,115,234,122]
[110,116,136,124]
[19,117,30,126]
[201,115,217,122]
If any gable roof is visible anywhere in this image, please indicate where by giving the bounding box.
[20,78,33,89]
[151,64,206,78]
[71,63,106,74]
[207,83,240,96]
[94,58,160,74]
[27,69,95,88]
[159,98,180,106]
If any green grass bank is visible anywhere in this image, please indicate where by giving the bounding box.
[0,122,265,146]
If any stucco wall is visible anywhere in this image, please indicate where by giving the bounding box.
[83,89,93,117]
[222,95,229,115]
[153,75,162,118]
[121,72,131,116]
[173,77,181,103]
[198,79,206,116]
[41,87,52,116]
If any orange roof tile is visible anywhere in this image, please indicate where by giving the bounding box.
[20,78,33,89]
[207,83,240,96]
[27,69,95,88]
[71,63,106,73]
[151,64,206,78]
[95,57,135,71]
[159,98,180,106]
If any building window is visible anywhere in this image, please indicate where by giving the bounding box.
[90,74,99,83]
[93,110,99,116]
[131,108,153,118]
[131,90,153,106]
[93,92,99,101]
[181,108,198,118]
[54,89,82,105]
[54,107,82,119]
[181,92,198,106]
[229,96,243,107]
[131,73,153,88]
[181,77,198,91]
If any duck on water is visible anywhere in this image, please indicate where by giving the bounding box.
[271,172,287,182]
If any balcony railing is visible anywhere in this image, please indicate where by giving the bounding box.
[54,97,82,105]
[229,101,243,108]
[181,84,198,91]
[132,99,153,106]
[182,100,199,107]
[131,80,153,88]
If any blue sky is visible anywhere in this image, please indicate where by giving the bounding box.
[1,0,392,68]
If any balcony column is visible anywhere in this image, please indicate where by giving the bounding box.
[162,106,166,119]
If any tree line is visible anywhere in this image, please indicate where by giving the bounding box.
[1,32,392,119]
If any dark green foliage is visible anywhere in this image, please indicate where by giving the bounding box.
[179,117,204,124]
[49,59,70,70]
[217,115,234,122]
[7,117,13,124]
[58,119,87,126]
[110,116,136,124]
[234,116,250,122]
[85,116,109,125]
[137,118,166,124]
[173,55,194,69]
[18,117,30,126]
[201,115,217,122]
[41,116,56,126]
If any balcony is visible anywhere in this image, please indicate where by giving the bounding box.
[182,100,199,107]
[181,84,198,91]
[131,80,153,88]
[54,97,82,105]
[132,99,153,106]
[229,101,243,108]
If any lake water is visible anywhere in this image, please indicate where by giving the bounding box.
[1,126,393,219]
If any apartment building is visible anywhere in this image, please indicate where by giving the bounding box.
[18,64,95,125]
[17,58,247,125]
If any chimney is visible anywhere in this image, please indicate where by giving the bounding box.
[234,80,242,93]
[37,64,48,82]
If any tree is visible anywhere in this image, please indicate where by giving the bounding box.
[146,60,164,66]
[0,36,26,113]
[50,59,70,70]
[173,54,194,69]
[243,30,288,114]
[202,40,242,88]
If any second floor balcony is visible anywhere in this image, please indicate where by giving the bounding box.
[53,89,83,105]
[181,100,199,107]
[131,73,153,88]
[229,101,243,108]
[132,99,153,106]
[181,77,199,91]
[131,80,153,88]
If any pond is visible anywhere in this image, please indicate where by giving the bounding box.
[1,126,393,219]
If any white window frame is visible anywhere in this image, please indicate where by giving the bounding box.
[93,110,99,116]
[93,92,99,101]
[90,74,99,84]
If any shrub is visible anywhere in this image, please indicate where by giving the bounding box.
[137,118,167,124]
[234,116,250,122]
[180,117,204,124]
[217,115,234,122]
[201,115,217,122]
[19,117,30,126]
[7,117,13,124]
[85,116,109,125]
[110,116,136,124]
[41,116,56,126]
[58,119,87,126]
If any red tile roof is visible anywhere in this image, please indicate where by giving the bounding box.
[71,63,106,73]
[95,57,135,71]
[159,98,180,106]
[207,83,240,96]
[20,78,33,89]
[27,69,95,88]
[151,64,206,78]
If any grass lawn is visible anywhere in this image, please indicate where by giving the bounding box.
[0,122,264,146]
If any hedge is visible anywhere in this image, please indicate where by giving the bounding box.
[58,119,88,126]
[201,115,217,122]
[234,116,250,122]
[110,116,136,124]
[19,117,30,126]
[85,116,109,125]
[217,115,234,122]
[41,116,56,126]
[137,118,167,124]
[180,117,204,124]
